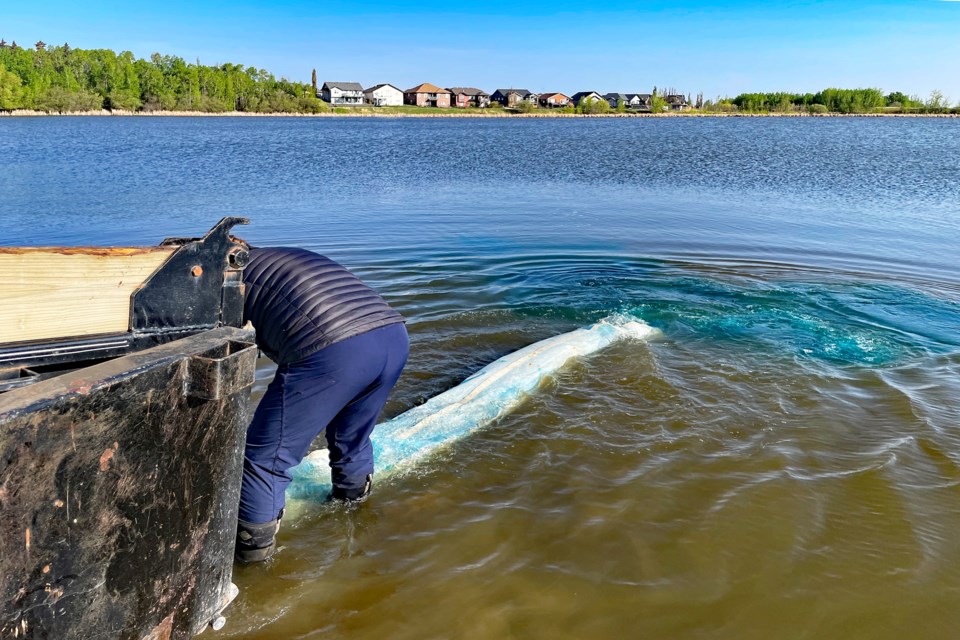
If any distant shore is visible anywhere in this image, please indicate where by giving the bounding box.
[2,108,958,118]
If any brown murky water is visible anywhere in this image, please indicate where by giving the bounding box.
[222,306,960,640]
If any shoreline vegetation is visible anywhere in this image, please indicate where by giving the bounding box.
[1,42,957,117]
[3,108,958,118]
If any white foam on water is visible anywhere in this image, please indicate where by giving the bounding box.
[285,315,659,513]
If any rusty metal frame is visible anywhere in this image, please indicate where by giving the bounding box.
[0,326,257,639]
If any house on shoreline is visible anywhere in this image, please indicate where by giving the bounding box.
[666,94,690,111]
[404,83,452,108]
[320,82,364,105]
[603,93,654,111]
[364,83,403,106]
[447,87,490,108]
[571,91,604,107]
[320,79,687,112]
[628,94,653,110]
[491,89,538,108]
[538,92,571,108]
[603,93,627,109]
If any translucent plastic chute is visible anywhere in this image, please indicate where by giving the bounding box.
[286,315,658,506]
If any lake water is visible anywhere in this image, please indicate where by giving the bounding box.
[2,116,960,639]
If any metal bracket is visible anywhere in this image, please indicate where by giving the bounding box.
[184,339,257,400]
[131,216,250,333]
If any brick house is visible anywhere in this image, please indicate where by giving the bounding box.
[447,87,490,108]
[404,83,452,108]
[538,92,571,108]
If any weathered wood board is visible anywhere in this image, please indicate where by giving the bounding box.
[0,247,175,343]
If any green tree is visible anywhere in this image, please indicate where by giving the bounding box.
[0,62,24,109]
[925,90,950,113]
[515,99,537,113]
[885,91,910,110]
[0,43,363,114]
[813,88,885,113]
[732,92,803,113]
[35,86,103,112]
[577,96,610,114]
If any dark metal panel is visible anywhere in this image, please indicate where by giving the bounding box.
[131,217,250,333]
[0,326,256,639]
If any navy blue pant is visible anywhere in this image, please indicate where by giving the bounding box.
[238,323,409,524]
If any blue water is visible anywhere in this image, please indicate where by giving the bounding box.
[2,116,960,639]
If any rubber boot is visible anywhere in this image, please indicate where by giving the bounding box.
[330,474,372,503]
[235,510,283,564]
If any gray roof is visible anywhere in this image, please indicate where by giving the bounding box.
[603,93,628,101]
[571,91,601,100]
[493,88,534,97]
[627,93,652,100]
[322,82,364,91]
[447,87,490,97]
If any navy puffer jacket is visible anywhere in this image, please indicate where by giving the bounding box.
[242,247,405,365]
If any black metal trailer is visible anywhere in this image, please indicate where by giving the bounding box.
[0,218,258,639]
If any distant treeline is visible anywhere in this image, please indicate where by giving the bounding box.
[722,88,955,114]
[0,40,328,113]
[0,40,956,115]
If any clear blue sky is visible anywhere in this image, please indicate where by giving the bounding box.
[5,0,960,101]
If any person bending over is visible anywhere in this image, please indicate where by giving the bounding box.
[235,246,408,563]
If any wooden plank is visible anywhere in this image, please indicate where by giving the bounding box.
[0,247,175,344]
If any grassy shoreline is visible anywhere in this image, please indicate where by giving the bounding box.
[2,108,958,118]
